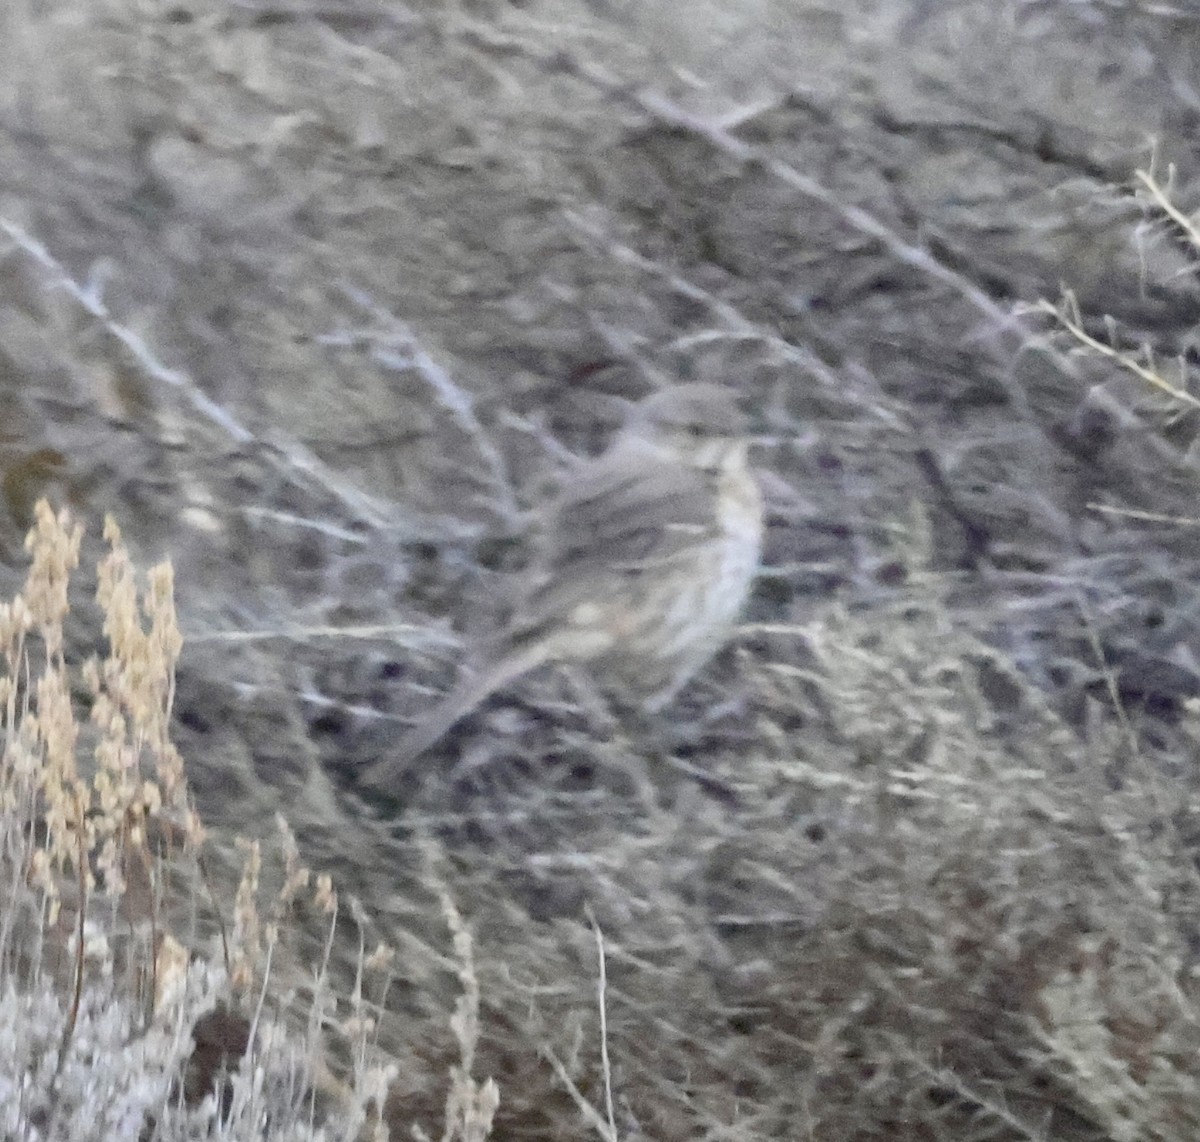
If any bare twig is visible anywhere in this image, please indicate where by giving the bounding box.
[184,621,461,649]
[1135,164,1200,251]
[0,218,436,537]
[563,210,909,433]
[336,286,522,528]
[1035,291,1200,412]
[587,909,618,1142]
[541,1046,619,1142]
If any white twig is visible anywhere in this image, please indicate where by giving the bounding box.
[184,621,461,648]
[0,217,254,444]
[337,285,521,526]
[631,89,1023,339]
[0,217,450,537]
[564,209,909,432]
[587,909,618,1142]
[541,1047,619,1142]
[240,507,368,542]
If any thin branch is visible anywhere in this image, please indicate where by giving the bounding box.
[183,621,461,649]
[587,909,618,1142]
[1135,165,1200,251]
[1035,292,1200,412]
[0,218,438,537]
[562,211,909,433]
[1087,503,1200,527]
[0,219,254,445]
[541,1046,619,1142]
[336,286,522,528]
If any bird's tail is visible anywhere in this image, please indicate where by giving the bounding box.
[360,641,550,790]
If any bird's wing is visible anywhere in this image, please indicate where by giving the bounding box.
[506,447,720,641]
[550,452,719,567]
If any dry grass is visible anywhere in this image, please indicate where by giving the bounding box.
[8,495,1200,1139]
[0,504,498,1139]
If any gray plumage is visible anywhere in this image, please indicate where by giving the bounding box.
[361,383,762,788]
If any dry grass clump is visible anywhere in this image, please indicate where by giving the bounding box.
[388,599,1199,1141]
[0,501,483,1141]
[0,500,267,1137]
[761,605,1200,1141]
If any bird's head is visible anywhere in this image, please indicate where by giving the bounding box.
[625,383,749,472]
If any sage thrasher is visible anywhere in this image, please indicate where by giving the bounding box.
[361,382,762,787]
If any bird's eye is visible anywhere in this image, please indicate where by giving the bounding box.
[686,423,705,438]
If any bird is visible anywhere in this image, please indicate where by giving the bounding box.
[360,382,763,789]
